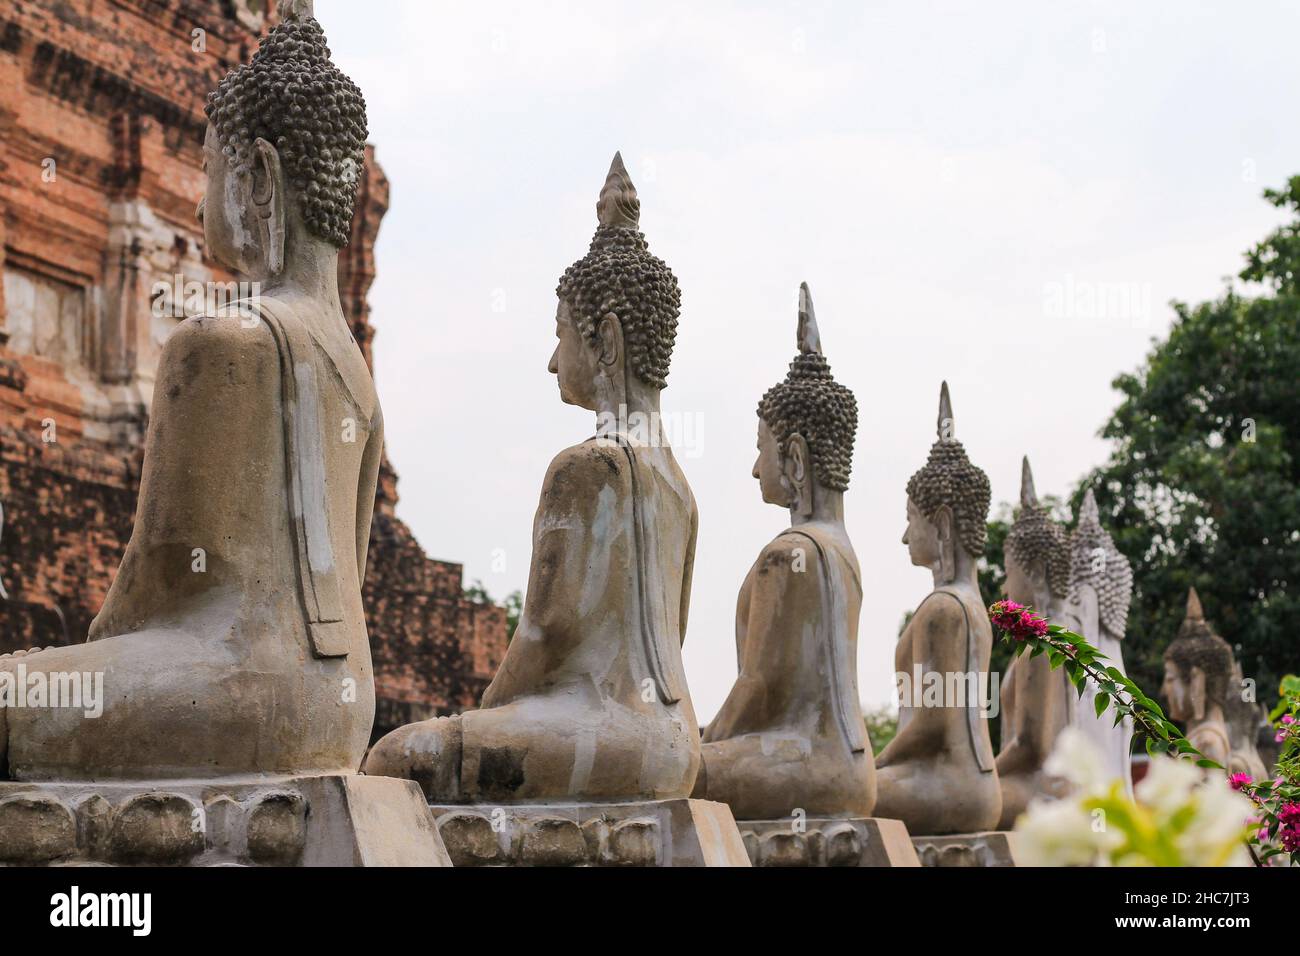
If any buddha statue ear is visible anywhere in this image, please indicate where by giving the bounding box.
[250,137,285,277]
[783,433,814,519]
[1189,667,1208,720]
[933,504,955,582]
[596,311,623,369]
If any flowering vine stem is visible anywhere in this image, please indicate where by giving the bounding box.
[989,601,1210,766]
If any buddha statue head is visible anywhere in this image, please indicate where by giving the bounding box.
[902,382,991,582]
[1066,489,1134,642]
[753,283,857,518]
[550,152,682,415]
[1004,456,1070,610]
[1162,588,1234,723]
[199,0,368,281]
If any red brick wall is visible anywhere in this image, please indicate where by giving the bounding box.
[0,0,507,739]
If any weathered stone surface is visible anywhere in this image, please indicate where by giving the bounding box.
[246,792,307,865]
[912,831,1020,868]
[0,793,76,862]
[429,798,750,867]
[610,819,659,867]
[437,811,503,866]
[520,817,587,867]
[108,792,204,864]
[738,816,919,867]
[0,775,450,867]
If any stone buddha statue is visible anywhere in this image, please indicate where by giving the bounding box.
[874,383,1001,835]
[995,457,1073,828]
[693,283,873,821]
[365,154,702,804]
[1161,588,1235,768]
[0,7,383,782]
[1066,489,1135,791]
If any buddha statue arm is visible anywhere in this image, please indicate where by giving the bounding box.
[876,595,965,765]
[678,497,698,646]
[481,443,626,706]
[705,535,816,741]
[89,315,278,640]
[354,406,384,581]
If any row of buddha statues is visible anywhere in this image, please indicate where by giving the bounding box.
[0,7,1270,862]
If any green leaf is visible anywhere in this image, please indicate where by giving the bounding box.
[1094,691,1110,718]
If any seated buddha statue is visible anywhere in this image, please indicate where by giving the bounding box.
[994,457,1073,828]
[692,283,873,821]
[1065,489,1135,791]
[364,154,702,803]
[1161,588,1234,768]
[874,383,1002,834]
[0,9,382,780]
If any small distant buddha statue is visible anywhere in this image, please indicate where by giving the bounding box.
[1065,489,1135,791]
[693,283,873,820]
[874,383,1002,835]
[1161,588,1235,768]
[995,457,1073,828]
[1,6,382,779]
[365,154,703,803]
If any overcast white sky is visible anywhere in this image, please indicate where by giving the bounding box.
[323,0,1300,717]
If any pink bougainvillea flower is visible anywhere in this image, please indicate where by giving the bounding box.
[1229,772,1253,791]
[988,601,1050,642]
[1282,714,1295,725]
[1277,731,1288,743]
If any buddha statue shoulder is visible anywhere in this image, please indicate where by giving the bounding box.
[0,8,382,780]
[1065,489,1135,791]
[874,383,1001,834]
[365,155,702,803]
[994,457,1073,828]
[693,284,873,820]
[1161,588,1234,768]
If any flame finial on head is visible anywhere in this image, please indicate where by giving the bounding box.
[1078,487,1100,528]
[937,381,954,441]
[1185,586,1205,622]
[282,0,315,21]
[596,151,640,229]
[797,282,822,355]
[1020,456,1038,509]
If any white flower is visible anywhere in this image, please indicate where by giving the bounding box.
[1044,727,1114,795]
[1015,796,1107,867]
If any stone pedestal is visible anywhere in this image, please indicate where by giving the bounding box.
[0,774,450,867]
[428,798,750,867]
[912,831,1020,867]
[736,816,919,867]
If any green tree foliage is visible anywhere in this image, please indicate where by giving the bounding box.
[1076,177,1300,701]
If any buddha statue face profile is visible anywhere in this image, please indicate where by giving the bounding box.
[900,384,990,585]
[751,283,855,520]
[548,152,680,425]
